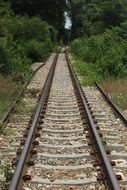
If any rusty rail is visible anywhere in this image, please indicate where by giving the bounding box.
[8,49,122,190]
[95,83,127,127]
[65,49,120,190]
[8,53,59,190]
[1,60,47,123]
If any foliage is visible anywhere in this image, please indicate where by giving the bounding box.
[4,16,56,42]
[0,76,20,115]
[0,39,9,74]
[70,26,127,84]
[9,0,67,39]
[69,0,127,38]
[0,0,12,17]
[0,37,31,79]
[24,39,54,62]
[1,162,13,188]
[0,0,59,116]
[0,122,7,135]
[73,60,102,86]
[7,41,32,79]
[24,40,44,62]
[3,15,57,63]
[0,11,57,77]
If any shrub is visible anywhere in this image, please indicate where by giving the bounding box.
[70,26,127,83]
[7,41,32,81]
[24,39,54,62]
[5,16,46,40]
[0,15,57,77]
[0,76,19,114]
[0,37,32,81]
[0,44,9,74]
[0,37,10,74]
[24,40,44,62]
[73,60,102,86]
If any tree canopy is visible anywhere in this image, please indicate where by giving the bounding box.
[69,0,127,39]
[9,0,67,39]
[0,0,59,78]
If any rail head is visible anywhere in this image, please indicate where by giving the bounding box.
[65,50,120,190]
[1,61,47,123]
[8,53,59,190]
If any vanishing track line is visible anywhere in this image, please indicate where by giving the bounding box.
[5,49,127,190]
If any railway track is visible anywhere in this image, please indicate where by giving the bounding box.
[1,49,127,190]
[0,54,56,188]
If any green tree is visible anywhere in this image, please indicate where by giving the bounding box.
[9,0,67,39]
[69,0,127,38]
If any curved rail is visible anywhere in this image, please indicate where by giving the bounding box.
[8,53,59,190]
[95,83,127,127]
[1,61,47,123]
[65,50,120,190]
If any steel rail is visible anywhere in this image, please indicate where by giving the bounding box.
[1,60,48,123]
[8,53,59,190]
[95,83,127,127]
[65,50,120,190]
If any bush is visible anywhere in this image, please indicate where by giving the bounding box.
[5,16,54,39]
[70,26,127,83]
[24,40,44,62]
[24,39,54,62]
[0,76,20,114]
[73,60,102,86]
[0,44,9,74]
[0,37,32,81]
[0,14,57,78]
[7,41,32,81]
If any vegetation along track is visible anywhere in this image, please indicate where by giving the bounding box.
[0,54,56,188]
[3,49,127,190]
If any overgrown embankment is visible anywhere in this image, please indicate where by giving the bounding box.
[0,1,60,115]
[70,24,127,85]
[69,0,127,110]
[70,24,127,110]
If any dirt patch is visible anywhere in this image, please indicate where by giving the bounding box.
[101,79,127,111]
[0,76,19,115]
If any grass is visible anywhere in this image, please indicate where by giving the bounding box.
[13,101,35,116]
[101,79,127,111]
[0,162,13,188]
[0,121,13,135]
[73,60,102,86]
[0,76,20,116]
[0,122,8,135]
[72,59,127,111]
